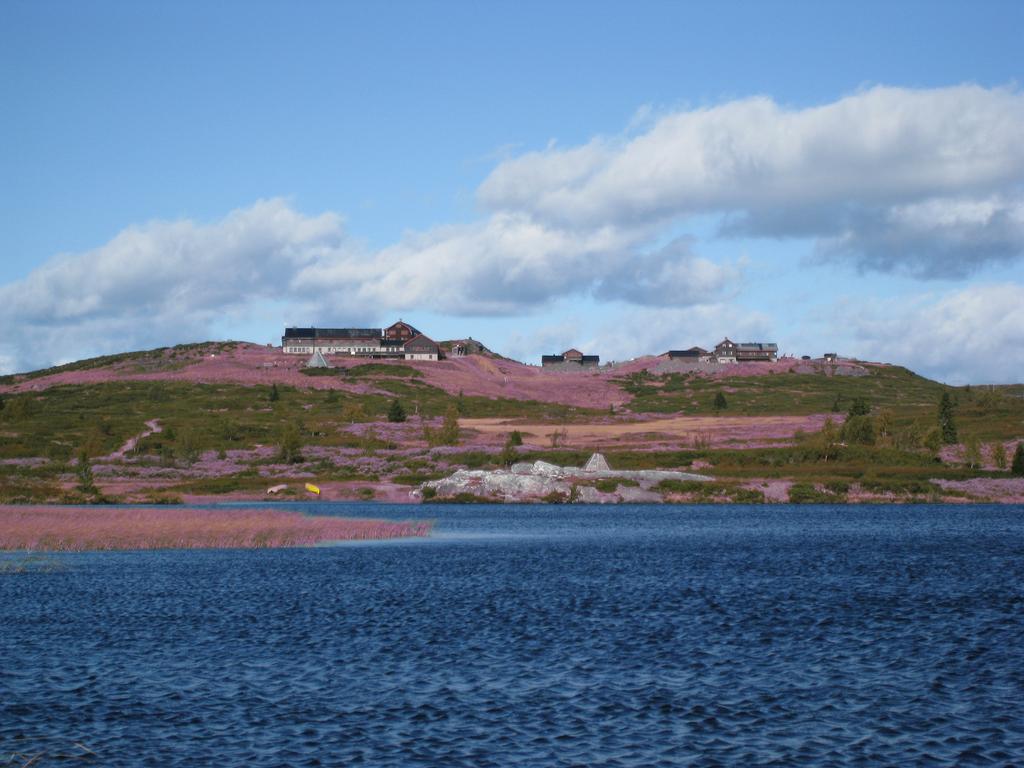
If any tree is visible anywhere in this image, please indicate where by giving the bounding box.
[438,406,460,445]
[713,392,728,412]
[990,442,1008,471]
[847,397,870,417]
[277,423,303,464]
[830,394,842,413]
[1012,443,1024,477]
[938,392,957,444]
[75,448,98,497]
[922,426,942,453]
[178,427,200,466]
[340,402,365,423]
[507,430,523,447]
[815,418,841,462]
[456,389,466,415]
[962,435,982,469]
[500,433,520,466]
[841,415,875,446]
[875,409,894,444]
[387,399,406,423]
[269,383,280,403]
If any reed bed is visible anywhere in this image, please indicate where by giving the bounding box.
[0,505,432,551]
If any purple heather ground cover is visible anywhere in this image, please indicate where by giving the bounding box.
[0,506,432,551]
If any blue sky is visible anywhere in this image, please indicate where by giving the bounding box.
[2,1,1022,382]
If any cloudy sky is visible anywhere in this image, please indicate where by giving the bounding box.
[2,1,1022,383]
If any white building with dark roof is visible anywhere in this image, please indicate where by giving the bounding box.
[282,321,439,361]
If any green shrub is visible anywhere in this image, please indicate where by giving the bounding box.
[788,483,833,504]
[387,400,407,423]
[1011,443,1024,476]
[841,415,876,446]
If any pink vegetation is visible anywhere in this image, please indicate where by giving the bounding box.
[0,505,432,551]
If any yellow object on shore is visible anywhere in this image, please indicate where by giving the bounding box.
[305,483,320,495]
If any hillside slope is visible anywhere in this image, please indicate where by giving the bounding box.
[2,341,1022,506]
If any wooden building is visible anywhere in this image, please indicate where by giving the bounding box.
[714,338,778,363]
[667,346,710,361]
[542,349,600,367]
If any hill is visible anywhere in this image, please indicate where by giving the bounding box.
[1,342,1022,505]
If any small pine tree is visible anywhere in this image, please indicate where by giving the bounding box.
[713,392,728,412]
[938,392,957,444]
[456,389,466,415]
[830,394,841,413]
[0,394,5,412]
[75,449,98,496]
[507,430,523,446]
[269,383,280,403]
[500,435,519,466]
[1012,443,1024,477]
[387,399,406,423]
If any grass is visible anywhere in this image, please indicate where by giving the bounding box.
[620,365,949,417]
[0,505,431,551]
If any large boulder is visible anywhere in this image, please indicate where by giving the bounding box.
[532,460,564,477]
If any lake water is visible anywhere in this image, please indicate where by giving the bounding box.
[3,503,1024,766]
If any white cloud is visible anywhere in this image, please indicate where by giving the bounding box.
[838,283,1024,384]
[815,194,1024,277]
[293,212,659,316]
[0,200,737,373]
[480,84,1024,275]
[0,199,350,372]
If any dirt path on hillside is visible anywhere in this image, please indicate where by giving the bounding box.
[108,419,162,460]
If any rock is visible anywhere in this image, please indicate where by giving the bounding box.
[532,460,565,477]
[618,487,664,503]
[573,485,605,503]
[421,456,712,503]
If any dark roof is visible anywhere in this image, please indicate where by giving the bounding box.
[541,355,565,364]
[668,349,701,358]
[736,342,778,352]
[405,334,439,351]
[284,327,381,340]
[386,320,421,335]
[580,355,600,363]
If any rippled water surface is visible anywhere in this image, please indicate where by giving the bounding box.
[3,504,1024,766]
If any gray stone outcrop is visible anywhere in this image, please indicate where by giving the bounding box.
[419,453,711,504]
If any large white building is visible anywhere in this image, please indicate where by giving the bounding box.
[282,321,440,361]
